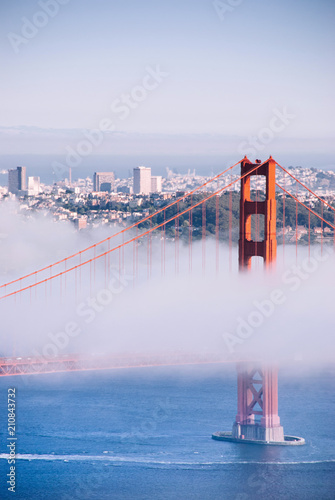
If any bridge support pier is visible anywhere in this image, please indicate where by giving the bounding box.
[212,361,305,445]
[212,156,305,446]
[231,364,284,442]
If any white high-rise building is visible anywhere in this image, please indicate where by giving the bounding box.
[27,176,40,196]
[133,166,151,195]
[151,176,162,193]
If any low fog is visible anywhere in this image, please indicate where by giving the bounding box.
[0,201,334,368]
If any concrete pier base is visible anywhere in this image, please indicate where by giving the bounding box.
[232,421,284,442]
[212,431,305,446]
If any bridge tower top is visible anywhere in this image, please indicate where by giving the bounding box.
[239,156,277,270]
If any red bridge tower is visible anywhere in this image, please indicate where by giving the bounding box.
[213,156,304,445]
[234,156,284,442]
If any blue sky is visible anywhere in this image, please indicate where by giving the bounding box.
[0,0,334,163]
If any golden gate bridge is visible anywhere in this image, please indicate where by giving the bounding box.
[1,156,334,445]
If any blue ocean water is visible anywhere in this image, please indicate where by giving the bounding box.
[0,364,334,500]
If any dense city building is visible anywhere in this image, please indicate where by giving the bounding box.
[74,217,87,230]
[93,172,115,192]
[8,166,26,194]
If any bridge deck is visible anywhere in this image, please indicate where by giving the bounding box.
[0,354,234,377]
